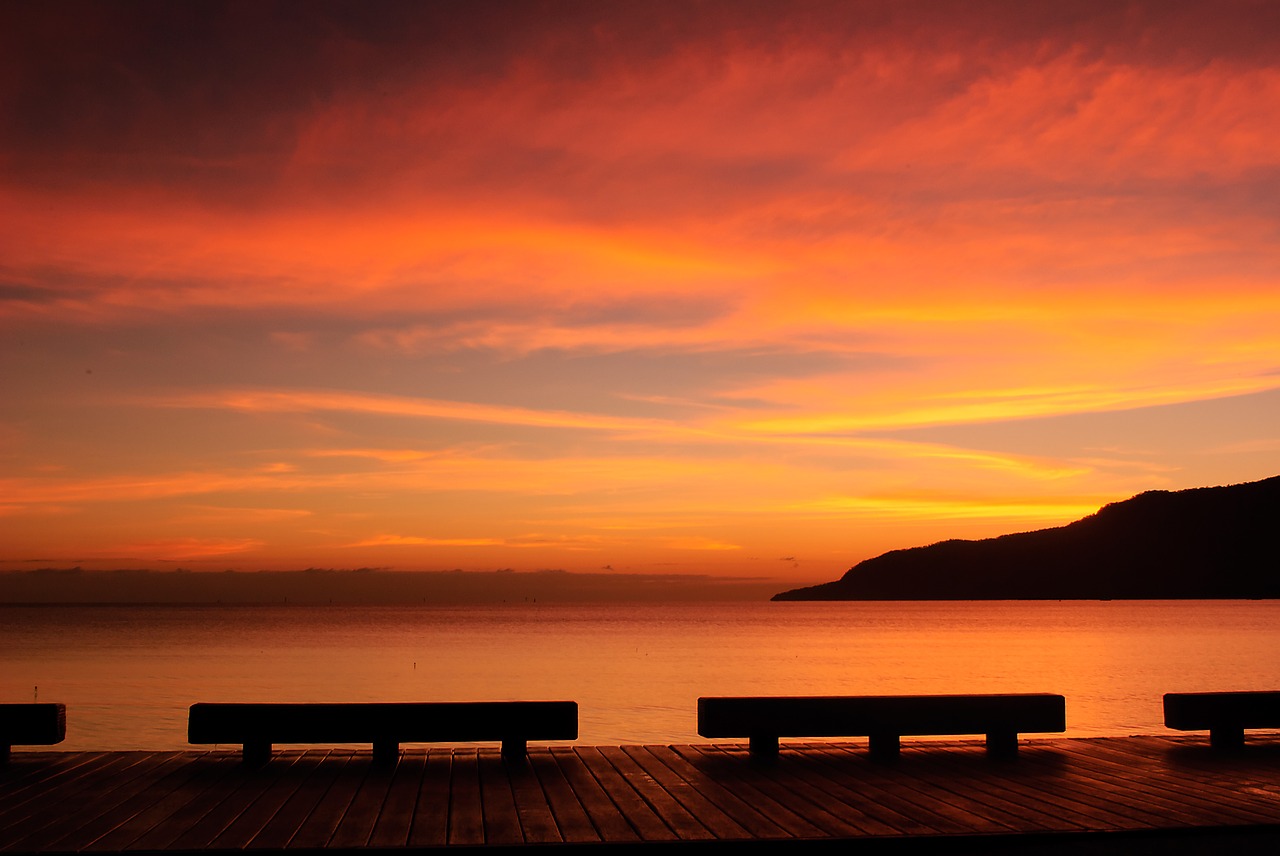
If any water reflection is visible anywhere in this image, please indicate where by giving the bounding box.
[3,601,1279,749]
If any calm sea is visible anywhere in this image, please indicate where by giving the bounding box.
[3,600,1279,750]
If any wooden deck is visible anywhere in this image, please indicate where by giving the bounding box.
[3,735,1280,853]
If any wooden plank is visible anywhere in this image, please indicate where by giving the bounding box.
[768,742,977,835]
[502,751,562,844]
[70,747,235,849]
[651,744,814,839]
[676,744,839,834]
[525,748,600,844]
[0,747,140,829]
[129,753,281,851]
[547,747,639,843]
[618,745,749,840]
[0,751,107,810]
[773,742,947,835]
[1021,740,1223,827]
[3,752,187,851]
[1116,742,1280,818]
[684,743,890,837]
[803,741,1014,834]
[445,749,484,846]
[1130,734,1280,812]
[88,753,250,850]
[824,737,1013,829]
[894,742,1093,831]
[576,746,679,842]
[1048,737,1270,822]
[244,750,346,850]
[872,743,1064,833]
[286,751,370,849]
[1048,737,1280,825]
[477,749,524,846]
[208,751,329,849]
[165,751,309,850]
[405,749,452,848]
[942,743,1165,830]
[16,754,186,850]
[9,737,1280,853]
[1108,733,1280,788]
[367,750,427,848]
[327,756,398,849]
[1080,742,1269,818]
[901,743,1082,816]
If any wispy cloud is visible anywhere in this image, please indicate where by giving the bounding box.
[150,388,683,434]
[347,535,507,549]
[2,2,1278,578]
[795,494,1108,523]
[86,538,265,561]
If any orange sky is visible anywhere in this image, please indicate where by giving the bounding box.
[2,1,1278,586]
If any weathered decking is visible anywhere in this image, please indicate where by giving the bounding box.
[3,736,1279,853]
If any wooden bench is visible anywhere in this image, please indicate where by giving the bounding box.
[698,693,1065,758]
[188,700,577,764]
[0,703,66,763]
[1164,691,1280,749]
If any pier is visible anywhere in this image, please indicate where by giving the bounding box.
[3,735,1280,853]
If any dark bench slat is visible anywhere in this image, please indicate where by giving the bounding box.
[0,704,66,763]
[698,694,1065,757]
[188,701,578,764]
[1164,691,1280,749]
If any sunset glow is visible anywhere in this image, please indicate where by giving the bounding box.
[3,1,1278,587]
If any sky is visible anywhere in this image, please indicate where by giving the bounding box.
[2,0,1278,587]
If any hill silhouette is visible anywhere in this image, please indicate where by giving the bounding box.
[774,475,1280,601]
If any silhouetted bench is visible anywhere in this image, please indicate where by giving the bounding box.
[188,701,578,765]
[1164,691,1280,749]
[0,703,66,763]
[698,693,1066,757]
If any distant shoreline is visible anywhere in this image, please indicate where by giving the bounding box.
[0,567,786,604]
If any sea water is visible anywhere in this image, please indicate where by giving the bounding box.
[3,600,1279,750]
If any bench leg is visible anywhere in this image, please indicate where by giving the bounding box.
[1,744,9,765]
[372,740,400,766]
[501,738,527,761]
[986,731,1019,756]
[748,735,779,758]
[1209,727,1244,750]
[243,741,272,766]
[868,733,900,759]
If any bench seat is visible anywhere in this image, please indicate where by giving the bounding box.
[188,701,577,764]
[698,693,1065,757]
[0,704,66,763]
[1164,691,1280,749]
